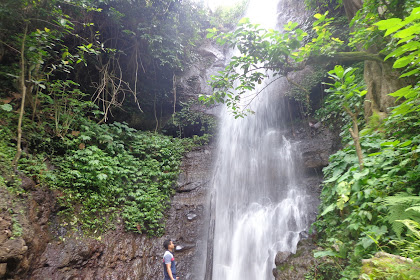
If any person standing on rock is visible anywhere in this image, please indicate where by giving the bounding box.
[163,239,179,280]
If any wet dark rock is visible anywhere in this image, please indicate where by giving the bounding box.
[0,263,6,277]
[295,124,340,171]
[273,238,319,280]
[41,239,104,269]
[19,173,36,191]
[176,42,225,101]
[271,121,341,279]
[177,181,203,193]
[275,251,291,266]
[0,238,28,261]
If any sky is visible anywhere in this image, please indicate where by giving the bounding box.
[197,0,243,11]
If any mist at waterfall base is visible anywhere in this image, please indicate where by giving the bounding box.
[204,0,318,279]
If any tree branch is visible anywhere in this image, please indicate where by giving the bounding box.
[309,52,384,64]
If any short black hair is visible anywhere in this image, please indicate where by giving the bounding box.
[163,239,172,250]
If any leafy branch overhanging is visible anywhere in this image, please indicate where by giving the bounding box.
[200,13,383,118]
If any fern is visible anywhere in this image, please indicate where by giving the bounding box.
[382,193,420,238]
[391,219,420,261]
[407,206,420,214]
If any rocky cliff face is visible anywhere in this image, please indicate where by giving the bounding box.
[272,122,341,280]
[176,42,226,103]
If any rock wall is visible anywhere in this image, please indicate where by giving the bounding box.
[176,42,225,102]
[272,122,341,280]
[0,177,56,279]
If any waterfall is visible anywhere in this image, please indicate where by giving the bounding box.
[207,0,316,279]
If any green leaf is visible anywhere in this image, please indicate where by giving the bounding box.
[405,7,420,22]
[80,135,91,141]
[399,140,412,147]
[384,41,420,61]
[381,140,400,147]
[0,104,13,112]
[320,204,336,216]
[314,250,340,258]
[353,168,369,180]
[97,173,108,180]
[394,24,420,39]
[400,69,419,78]
[360,236,375,249]
[393,56,412,68]
[374,18,404,36]
[389,86,413,99]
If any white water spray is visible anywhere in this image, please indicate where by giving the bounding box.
[209,0,316,279]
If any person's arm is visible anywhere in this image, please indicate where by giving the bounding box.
[166,263,175,280]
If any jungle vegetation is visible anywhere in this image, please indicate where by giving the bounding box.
[1,0,419,278]
[0,0,237,236]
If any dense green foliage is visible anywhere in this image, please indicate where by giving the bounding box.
[1,105,193,236]
[0,0,230,236]
[313,5,420,279]
[49,121,188,235]
[315,64,365,127]
[166,99,217,140]
[0,0,222,126]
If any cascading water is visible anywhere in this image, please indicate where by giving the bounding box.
[207,0,317,279]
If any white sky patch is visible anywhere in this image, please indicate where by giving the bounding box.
[194,0,243,11]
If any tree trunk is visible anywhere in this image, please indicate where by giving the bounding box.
[12,24,28,172]
[344,105,364,170]
[342,0,363,20]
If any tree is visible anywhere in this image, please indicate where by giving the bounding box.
[201,13,370,117]
[323,65,366,169]
[0,0,103,170]
[200,0,418,118]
